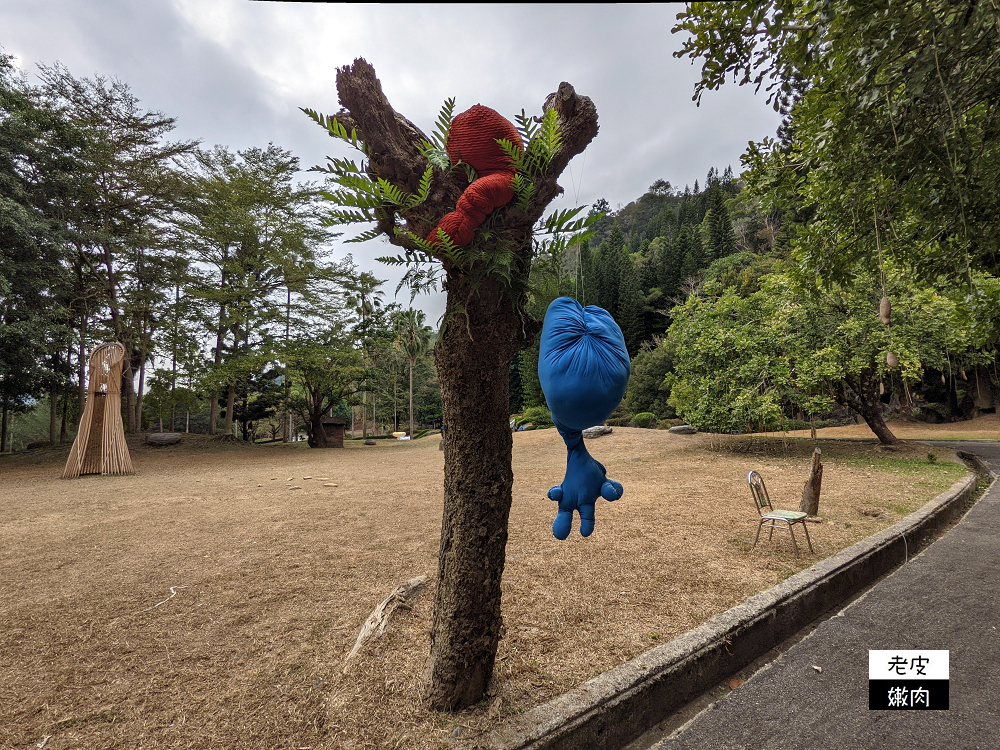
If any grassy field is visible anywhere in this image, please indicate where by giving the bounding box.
[0,424,977,749]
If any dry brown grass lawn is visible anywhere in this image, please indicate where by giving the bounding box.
[0,423,975,750]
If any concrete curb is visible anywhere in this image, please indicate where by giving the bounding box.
[486,460,987,750]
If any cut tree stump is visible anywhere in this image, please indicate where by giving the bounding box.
[800,447,823,516]
[145,433,182,446]
[343,575,427,673]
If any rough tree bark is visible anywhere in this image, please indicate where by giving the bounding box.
[223,383,236,437]
[837,374,899,446]
[328,59,598,710]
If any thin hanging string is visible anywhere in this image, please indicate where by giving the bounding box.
[567,151,587,206]
[874,203,886,297]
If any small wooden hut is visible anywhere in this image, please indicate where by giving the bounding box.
[62,342,134,478]
[320,417,347,448]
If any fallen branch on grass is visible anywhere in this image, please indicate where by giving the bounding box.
[343,575,427,673]
[143,585,186,612]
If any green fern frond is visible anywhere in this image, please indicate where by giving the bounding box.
[420,139,452,172]
[496,138,525,171]
[376,177,410,206]
[320,189,382,209]
[325,156,368,175]
[301,107,361,147]
[321,208,375,225]
[347,227,386,244]
[405,165,433,209]
[432,97,456,150]
[542,206,588,235]
[459,162,477,183]
[539,107,562,162]
[327,174,379,196]
[512,172,535,212]
[515,110,539,144]
[431,228,464,262]
[396,229,439,255]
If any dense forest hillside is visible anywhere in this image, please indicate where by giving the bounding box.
[512,163,999,438]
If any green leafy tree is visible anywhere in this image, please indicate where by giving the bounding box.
[674,0,1000,283]
[667,285,793,435]
[173,144,336,435]
[0,55,80,449]
[624,341,675,418]
[284,328,367,448]
[668,266,996,444]
[38,63,196,433]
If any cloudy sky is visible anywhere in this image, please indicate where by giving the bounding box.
[4,1,782,322]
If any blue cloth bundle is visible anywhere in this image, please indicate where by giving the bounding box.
[538,297,630,539]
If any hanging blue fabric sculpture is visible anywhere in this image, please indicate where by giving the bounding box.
[538,297,631,539]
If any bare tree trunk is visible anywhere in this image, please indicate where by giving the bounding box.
[135,355,147,433]
[308,399,330,448]
[800,448,823,516]
[224,383,236,436]
[49,386,58,444]
[78,313,88,416]
[60,391,69,443]
[838,376,899,446]
[856,400,899,445]
[124,360,136,434]
[1,400,8,453]
[409,359,415,437]
[209,309,226,434]
[423,271,531,709]
[208,393,219,434]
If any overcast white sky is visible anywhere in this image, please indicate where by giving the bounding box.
[4,1,782,323]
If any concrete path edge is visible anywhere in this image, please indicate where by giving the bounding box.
[488,456,989,750]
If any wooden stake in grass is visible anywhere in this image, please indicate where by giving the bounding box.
[800,447,823,516]
[343,575,427,673]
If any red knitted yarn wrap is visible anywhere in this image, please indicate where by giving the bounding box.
[427,105,523,248]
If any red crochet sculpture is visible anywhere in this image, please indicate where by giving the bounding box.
[427,104,523,248]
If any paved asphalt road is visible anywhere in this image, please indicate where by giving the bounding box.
[654,441,1000,750]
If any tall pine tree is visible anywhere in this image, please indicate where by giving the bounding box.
[617,255,644,356]
[706,187,736,260]
[597,221,625,315]
[677,226,704,283]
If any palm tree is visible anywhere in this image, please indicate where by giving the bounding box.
[397,309,432,438]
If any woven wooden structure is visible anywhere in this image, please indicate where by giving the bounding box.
[62,342,134,478]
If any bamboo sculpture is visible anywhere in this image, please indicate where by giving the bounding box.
[62,342,134,478]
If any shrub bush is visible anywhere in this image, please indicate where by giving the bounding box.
[604,403,633,427]
[520,405,553,428]
[630,412,657,428]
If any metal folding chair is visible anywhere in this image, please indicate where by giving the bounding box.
[748,470,813,556]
